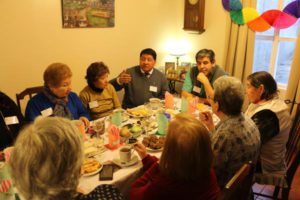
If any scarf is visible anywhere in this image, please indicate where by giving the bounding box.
[42,87,73,119]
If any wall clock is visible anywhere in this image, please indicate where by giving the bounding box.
[183,0,205,33]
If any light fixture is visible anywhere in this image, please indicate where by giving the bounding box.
[164,39,190,68]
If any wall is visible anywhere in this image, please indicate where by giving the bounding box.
[0,0,230,100]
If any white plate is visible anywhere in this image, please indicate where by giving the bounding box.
[82,164,103,177]
[112,155,139,168]
[125,106,153,118]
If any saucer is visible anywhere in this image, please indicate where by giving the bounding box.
[112,155,139,168]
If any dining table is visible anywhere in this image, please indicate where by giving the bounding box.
[78,114,162,200]
[78,98,219,199]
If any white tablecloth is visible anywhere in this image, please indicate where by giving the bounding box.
[78,116,162,199]
[78,100,218,198]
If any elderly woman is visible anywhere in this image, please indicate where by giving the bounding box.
[130,113,220,200]
[245,71,291,186]
[25,63,90,125]
[200,76,260,188]
[80,62,121,119]
[9,117,123,200]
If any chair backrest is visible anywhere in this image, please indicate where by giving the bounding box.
[285,104,300,187]
[16,86,44,113]
[217,161,254,200]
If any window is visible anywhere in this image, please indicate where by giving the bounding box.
[252,0,300,89]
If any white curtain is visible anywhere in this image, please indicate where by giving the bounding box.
[223,0,256,109]
[285,30,300,117]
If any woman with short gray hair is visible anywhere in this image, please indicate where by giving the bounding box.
[212,76,244,116]
[9,117,123,200]
[200,76,260,188]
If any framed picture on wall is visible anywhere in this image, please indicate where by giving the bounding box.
[61,0,115,28]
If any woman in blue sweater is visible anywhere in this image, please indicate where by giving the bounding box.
[25,63,90,126]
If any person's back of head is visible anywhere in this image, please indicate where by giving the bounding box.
[213,76,244,116]
[9,117,83,200]
[159,113,213,182]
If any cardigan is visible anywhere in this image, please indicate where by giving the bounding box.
[0,91,25,150]
[245,98,291,186]
[182,65,227,98]
[110,66,168,108]
[25,91,90,121]
[130,155,220,200]
[79,84,121,120]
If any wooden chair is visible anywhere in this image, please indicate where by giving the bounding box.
[217,161,254,200]
[253,104,300,200]
[16,86,44,113]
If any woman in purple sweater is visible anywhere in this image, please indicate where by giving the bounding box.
[130,113,220,200]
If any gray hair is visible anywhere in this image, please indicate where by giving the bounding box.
[213,76,244,116]
[9,117,84,200]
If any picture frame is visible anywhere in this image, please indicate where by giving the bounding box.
[61,0,115,28]
[176,66,191,80]
[165,62,176,76]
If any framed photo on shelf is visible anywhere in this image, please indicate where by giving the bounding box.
[176,66,191,81]
[165,62,179,79]
[180,62,191,67]
[165,62,175,75]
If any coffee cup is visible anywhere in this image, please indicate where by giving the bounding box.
[149,98,161,110]
[119,147,132,163]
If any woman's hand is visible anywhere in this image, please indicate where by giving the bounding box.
[79,116,90,128]
[133,143,148,160]
[199,111,215,132]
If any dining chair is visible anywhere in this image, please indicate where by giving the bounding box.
[253,104,300,200]
[217,161,254,200]
[15,86,44,114]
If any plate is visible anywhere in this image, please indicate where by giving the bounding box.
[146,147,163,152]
[125,106,153,118]
[112,155,139,168]
[81,159,103,177]
[142,134,165,151]
[121,124,143,138]
[83,164,103,177]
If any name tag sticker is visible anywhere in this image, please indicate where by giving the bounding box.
[89,101,99,109]
[149,86,157,92]
[41,107,53,117]
[192,86,201,94]
[4,116,19,125]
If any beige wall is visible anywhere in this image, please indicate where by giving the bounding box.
[0,0,230,100]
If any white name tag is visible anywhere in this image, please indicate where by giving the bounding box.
[149,86,157,92]
[4,116,19,125]
[41,107,53,117]
[89,101,99,109]
[193,86,201,93]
